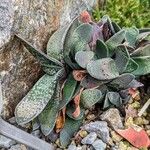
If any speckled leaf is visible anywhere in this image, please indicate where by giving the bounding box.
[124,58,139,73]
[107,92,122,107]
[15,35,63,68]
[125,27,139,47]
[72,23,93,53]
[87,58,119,80]
[75,51,95,68]
[114,45,130,73]
[59,73,77,110]
[15,74,57,125]
[63,18,81,69]
[103,93,111,109]
[132,56,150,75]
[109,73,135,90]
[81,89,102,108]
[47,25,69,61]
[106,29,125,56]
[130,44,150,57]
[66,104,85,120]
[126,79,143,88]
[95,39,108,58]
[112,21,121,33]
[80,75,108,89]
[60,117,83,147]
[38,83,61,136]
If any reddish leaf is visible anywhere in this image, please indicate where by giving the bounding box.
[128,88,139,99]
[72,88,84,118]
[116,127,150,148]
[72,70,87,81]
[80,11,92,23]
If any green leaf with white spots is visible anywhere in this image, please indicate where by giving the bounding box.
[125,27,139,47]
[124,58,139,73]
[47,25,69,61]
[60,117,83,147]
[96,39,109,58]
[106,29,125,56]
[132,56,150,75]
[63,18,81,69]
[114,45,130,73]
[71,23,93,53]
[109,73,135,90]
[81,89,102,108]
[38,83,61,136]
[15,74,57,125]
[130,44,150,57]
[107,92,122,107]
[112,21,121,33]
[59,73,77,110]
[75,51,95,68]
[87,58,119,80]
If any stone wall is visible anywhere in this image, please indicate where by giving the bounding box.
[0,0,97,118]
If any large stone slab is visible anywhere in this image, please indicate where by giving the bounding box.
[0,0,97,118]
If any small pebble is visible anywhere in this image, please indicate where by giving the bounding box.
[83,121,110,143]
[0,135,16,148]
[68,144,77,150]
[111,131,123,143]
[100,108,123,129]
[81,132,97,145]
[92,139,106,150]
[79,130,88,138]
[86,114,96,120]
[8,144,27,150]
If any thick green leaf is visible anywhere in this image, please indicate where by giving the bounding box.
[95,39,109,58]
[63,18,81,69]
[139,28,150,34]
[71,23,93,53]
[137,32,150,41]
[132,56,150,75]
[106,29,125,56]
[66,104,85,120]
[87,58,119,80]
[125,27,139,47]
[112,21,121,33]
[108,73,135,90]
[15,35,63,68]
[126,79,143,88]
[102,15,115,34]
[75,51,94,68]
[15,74,57,125]
[47,25,69,61]
[38,83,61,136]
[107,92,122,107]
[80,75,108,89]
[124,58,139,73]
[114,45,130,73]
[59,73,77,110]
[60,117,83,147]
[130,44,150,57]
[103,93,111,109]
[81,89,102,108]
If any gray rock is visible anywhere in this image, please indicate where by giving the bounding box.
[8,144,27,150]
[81,132,97,145]
[83,121,110,143]
[100,108,123,129]
[92,139,106,150]
[68,145,78,150]
[0,135,16,148]
[0,0,97,119]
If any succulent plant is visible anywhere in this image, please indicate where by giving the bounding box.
[15,11,150,147]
